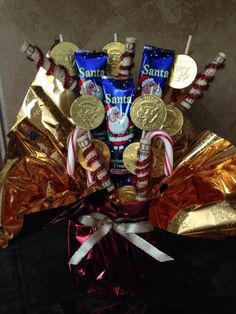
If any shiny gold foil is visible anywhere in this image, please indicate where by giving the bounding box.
[0,71,99,248]
[149,130,236,238]
[168,201,236,238]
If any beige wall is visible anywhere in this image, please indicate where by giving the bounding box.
[0,0,236,145]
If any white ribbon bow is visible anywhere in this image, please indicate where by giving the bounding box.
[69,212,173,265]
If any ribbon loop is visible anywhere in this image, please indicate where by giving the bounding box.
[69,212,173,265]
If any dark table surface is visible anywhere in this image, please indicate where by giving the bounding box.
[1,215,236,314]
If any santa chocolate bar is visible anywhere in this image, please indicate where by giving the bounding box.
[102,77,135,175]
[136,45,175,97]
[74,51,108,141]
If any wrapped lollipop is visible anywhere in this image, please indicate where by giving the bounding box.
[103,33,125,77]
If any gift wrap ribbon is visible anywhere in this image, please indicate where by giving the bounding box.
[69,212,173,265]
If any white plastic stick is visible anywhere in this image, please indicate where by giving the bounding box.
[184,35,192,55]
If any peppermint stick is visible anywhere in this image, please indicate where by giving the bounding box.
[181,52,226,109]
[21,42,78,90]
[136,130,173,201]
[67,128,86,176]
[67,128,95,186]
[76,132,115,192]
[119,37,136,77]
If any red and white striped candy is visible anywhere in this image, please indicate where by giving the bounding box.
[119,37,136,77]
[76,132,115,192]
[135,130,173,201]
[21,42,79,90]
[67,128,86,176]
[146,131,174,177]
[181,52,226,109]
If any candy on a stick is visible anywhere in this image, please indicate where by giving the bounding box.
[21,42,78,90]
[67,127,86,176]
[102,76,135,175]
[181,52,226,109]
[136,130,173,201]
[67,128,114,192]
[137,45,175,97]
[76,132,115,192]
[67,128,96,186]
[119,37,136,77]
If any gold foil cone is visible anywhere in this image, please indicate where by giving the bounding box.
[149,130,236,238]
[0,71,98,248]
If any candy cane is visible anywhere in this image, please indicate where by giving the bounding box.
[76,132,115,192]
[67,128,96,186]
[119,37,136,77]
[21,42,79,90]
[135,130,173,201]
[181,52,226,109]
[67,128,86,176]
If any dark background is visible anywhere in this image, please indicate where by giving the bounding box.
[1,214,236,314]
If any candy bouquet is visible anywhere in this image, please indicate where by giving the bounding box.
[0,34,236,299]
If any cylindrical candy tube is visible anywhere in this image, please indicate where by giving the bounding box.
[181,52,226,109]
[74,51,108,141]
[136,45,175,98]
[102,76,135,175]
[136,130,173,201]
[76,132,115,192]
[21,42,78,90]
[119,37,136,77]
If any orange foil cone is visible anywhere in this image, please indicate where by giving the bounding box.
[0,71,92,248]
[149,130,236,239]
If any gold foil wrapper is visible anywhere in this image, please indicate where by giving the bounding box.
[149,130,236,238]
[0,70,96,248]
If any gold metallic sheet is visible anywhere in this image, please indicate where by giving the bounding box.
[149,130,236,238]
[0,70,98,248]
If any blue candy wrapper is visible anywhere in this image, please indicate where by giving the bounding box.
[136,45,175,98]
[102,77,135,175]
[75,51,108,141]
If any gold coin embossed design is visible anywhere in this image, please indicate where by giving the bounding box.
[59,90,78,117]
[77,139,110,172]
[70,95,105,130]
[169,54,197,89]
[123,142,140,174]
[51,42,80,76]
[115,185,137,204]
[130,95,167,131]
[163,105,184,136]
[103,42,125,76]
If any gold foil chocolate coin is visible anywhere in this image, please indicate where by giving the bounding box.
[70,95,105,130]
[130,95,167,131]
[163,105,184,136]
[51,42,80,76]
[123,142,140,174]
[59,90,78,117]
[77,139,110,172]
[103,42,125,76]
[114,185,137,204]
[169,54,197,89]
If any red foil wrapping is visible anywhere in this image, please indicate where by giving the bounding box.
[68,194,170,296]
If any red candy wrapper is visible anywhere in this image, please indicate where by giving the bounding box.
[67,192,173,296]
